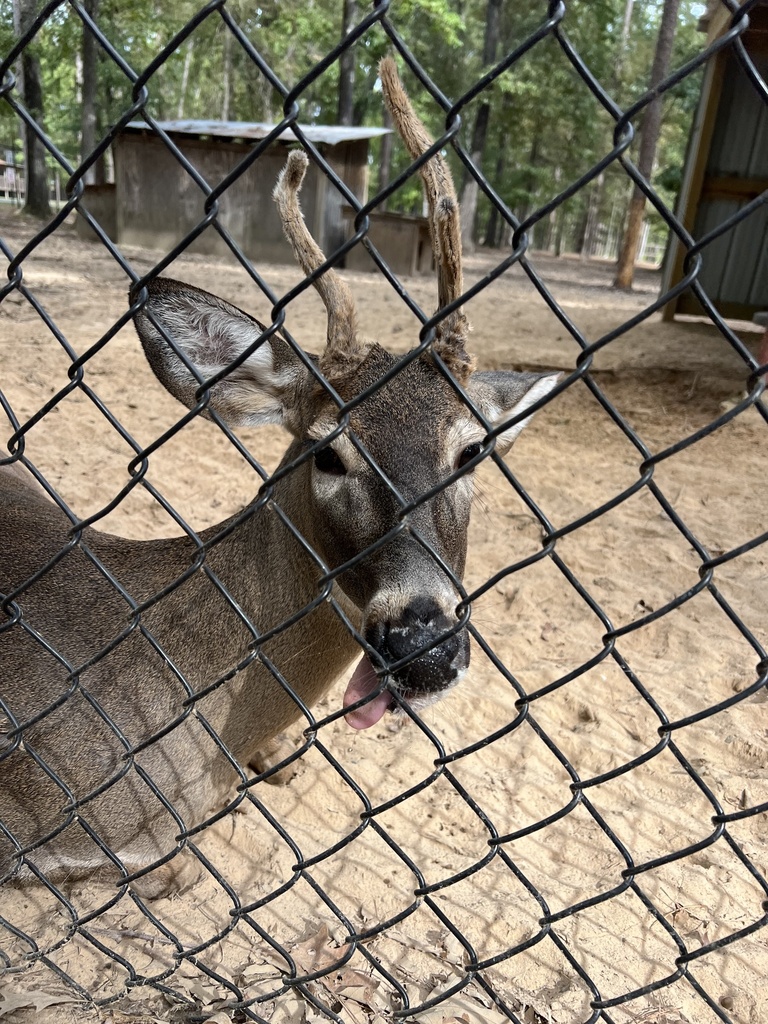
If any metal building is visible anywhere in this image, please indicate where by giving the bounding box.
[662,1,768,321]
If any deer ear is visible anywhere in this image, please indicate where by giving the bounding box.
[465,371,560,455]
[133,278,309,433]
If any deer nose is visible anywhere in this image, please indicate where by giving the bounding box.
[366,596,470,694]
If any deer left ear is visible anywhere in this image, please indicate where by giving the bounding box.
[133,277,312,434]
[465,371,561,455]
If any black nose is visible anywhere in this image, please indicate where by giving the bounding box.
[366,597,470,694]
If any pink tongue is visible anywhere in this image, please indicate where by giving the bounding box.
[343,656,392,730]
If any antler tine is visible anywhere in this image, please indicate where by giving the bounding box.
[273,150,364,372]
[379,57,473,380]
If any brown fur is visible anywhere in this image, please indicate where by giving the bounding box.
[0,60,558,897]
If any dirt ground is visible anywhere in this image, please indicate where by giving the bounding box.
[1,206,767,1024]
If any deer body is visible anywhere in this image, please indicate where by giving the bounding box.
[0,60,558,896]
[1,458,360,889]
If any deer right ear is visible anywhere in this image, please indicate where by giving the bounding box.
[465,370,561,455]
[132,278,309,434]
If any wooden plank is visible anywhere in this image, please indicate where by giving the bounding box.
[700,176,768,199]
[113,131,369,267]
[341,207,428,277]
[661,53,726,319]
[676,294,767,320]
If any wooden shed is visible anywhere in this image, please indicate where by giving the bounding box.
[662,0,768,320]
[77,121,389,267]
[341,206,434,276]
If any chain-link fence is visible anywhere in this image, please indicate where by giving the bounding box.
[2,1,768,1022]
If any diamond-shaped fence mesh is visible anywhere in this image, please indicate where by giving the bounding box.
[1,1,767,1022]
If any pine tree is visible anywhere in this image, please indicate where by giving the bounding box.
[614,0,681,289]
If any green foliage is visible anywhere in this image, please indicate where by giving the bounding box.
[0,0,706,258]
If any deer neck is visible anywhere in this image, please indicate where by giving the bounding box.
[188,441,362,747]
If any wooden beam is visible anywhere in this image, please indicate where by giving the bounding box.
[661,52,726,319]
[700,176,768,200]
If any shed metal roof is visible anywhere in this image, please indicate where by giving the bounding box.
[124,120,390,145]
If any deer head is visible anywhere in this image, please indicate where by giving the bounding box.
[133,58,559,733]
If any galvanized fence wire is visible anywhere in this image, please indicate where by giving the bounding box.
[1,0,767,1021]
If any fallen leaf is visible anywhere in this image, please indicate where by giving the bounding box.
[409,994,511,1024]
[0,988,80,1017]
[289,924,339,976]
[329,966,380,1003]
[239,958,283,983]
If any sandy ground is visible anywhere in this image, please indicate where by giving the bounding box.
[1,206,767,1024]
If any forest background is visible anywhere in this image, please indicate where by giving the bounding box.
[1,0,708,275]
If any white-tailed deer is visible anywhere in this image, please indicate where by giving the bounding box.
[0,58,558,897]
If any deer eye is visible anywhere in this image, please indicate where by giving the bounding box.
[314,445,347,476]
[457,442,483,470]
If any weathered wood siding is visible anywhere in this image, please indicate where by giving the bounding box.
[343,208,433,277]
[75,184,117,243]
[113,131,367,266]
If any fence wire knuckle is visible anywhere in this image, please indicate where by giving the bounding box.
[1,1,767,1022]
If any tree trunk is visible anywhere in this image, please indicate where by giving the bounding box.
[221,27,232,121]
[544,167,562,252]
[554,205,567,257]
[80,0,104,185]
[459,103,490,253]
[14,0,51,218]
[483,138,507,247]
[459,0,502,251]
[177,41,194,119]
[573,201,589,257]
[581,171,604,260]
[521,130,541,222]
[615,0,635,85]
[337,0,356,126]
[482,99,513,247]
[614,0,680,290]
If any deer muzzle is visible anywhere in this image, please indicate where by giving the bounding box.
[343,596,469,730]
